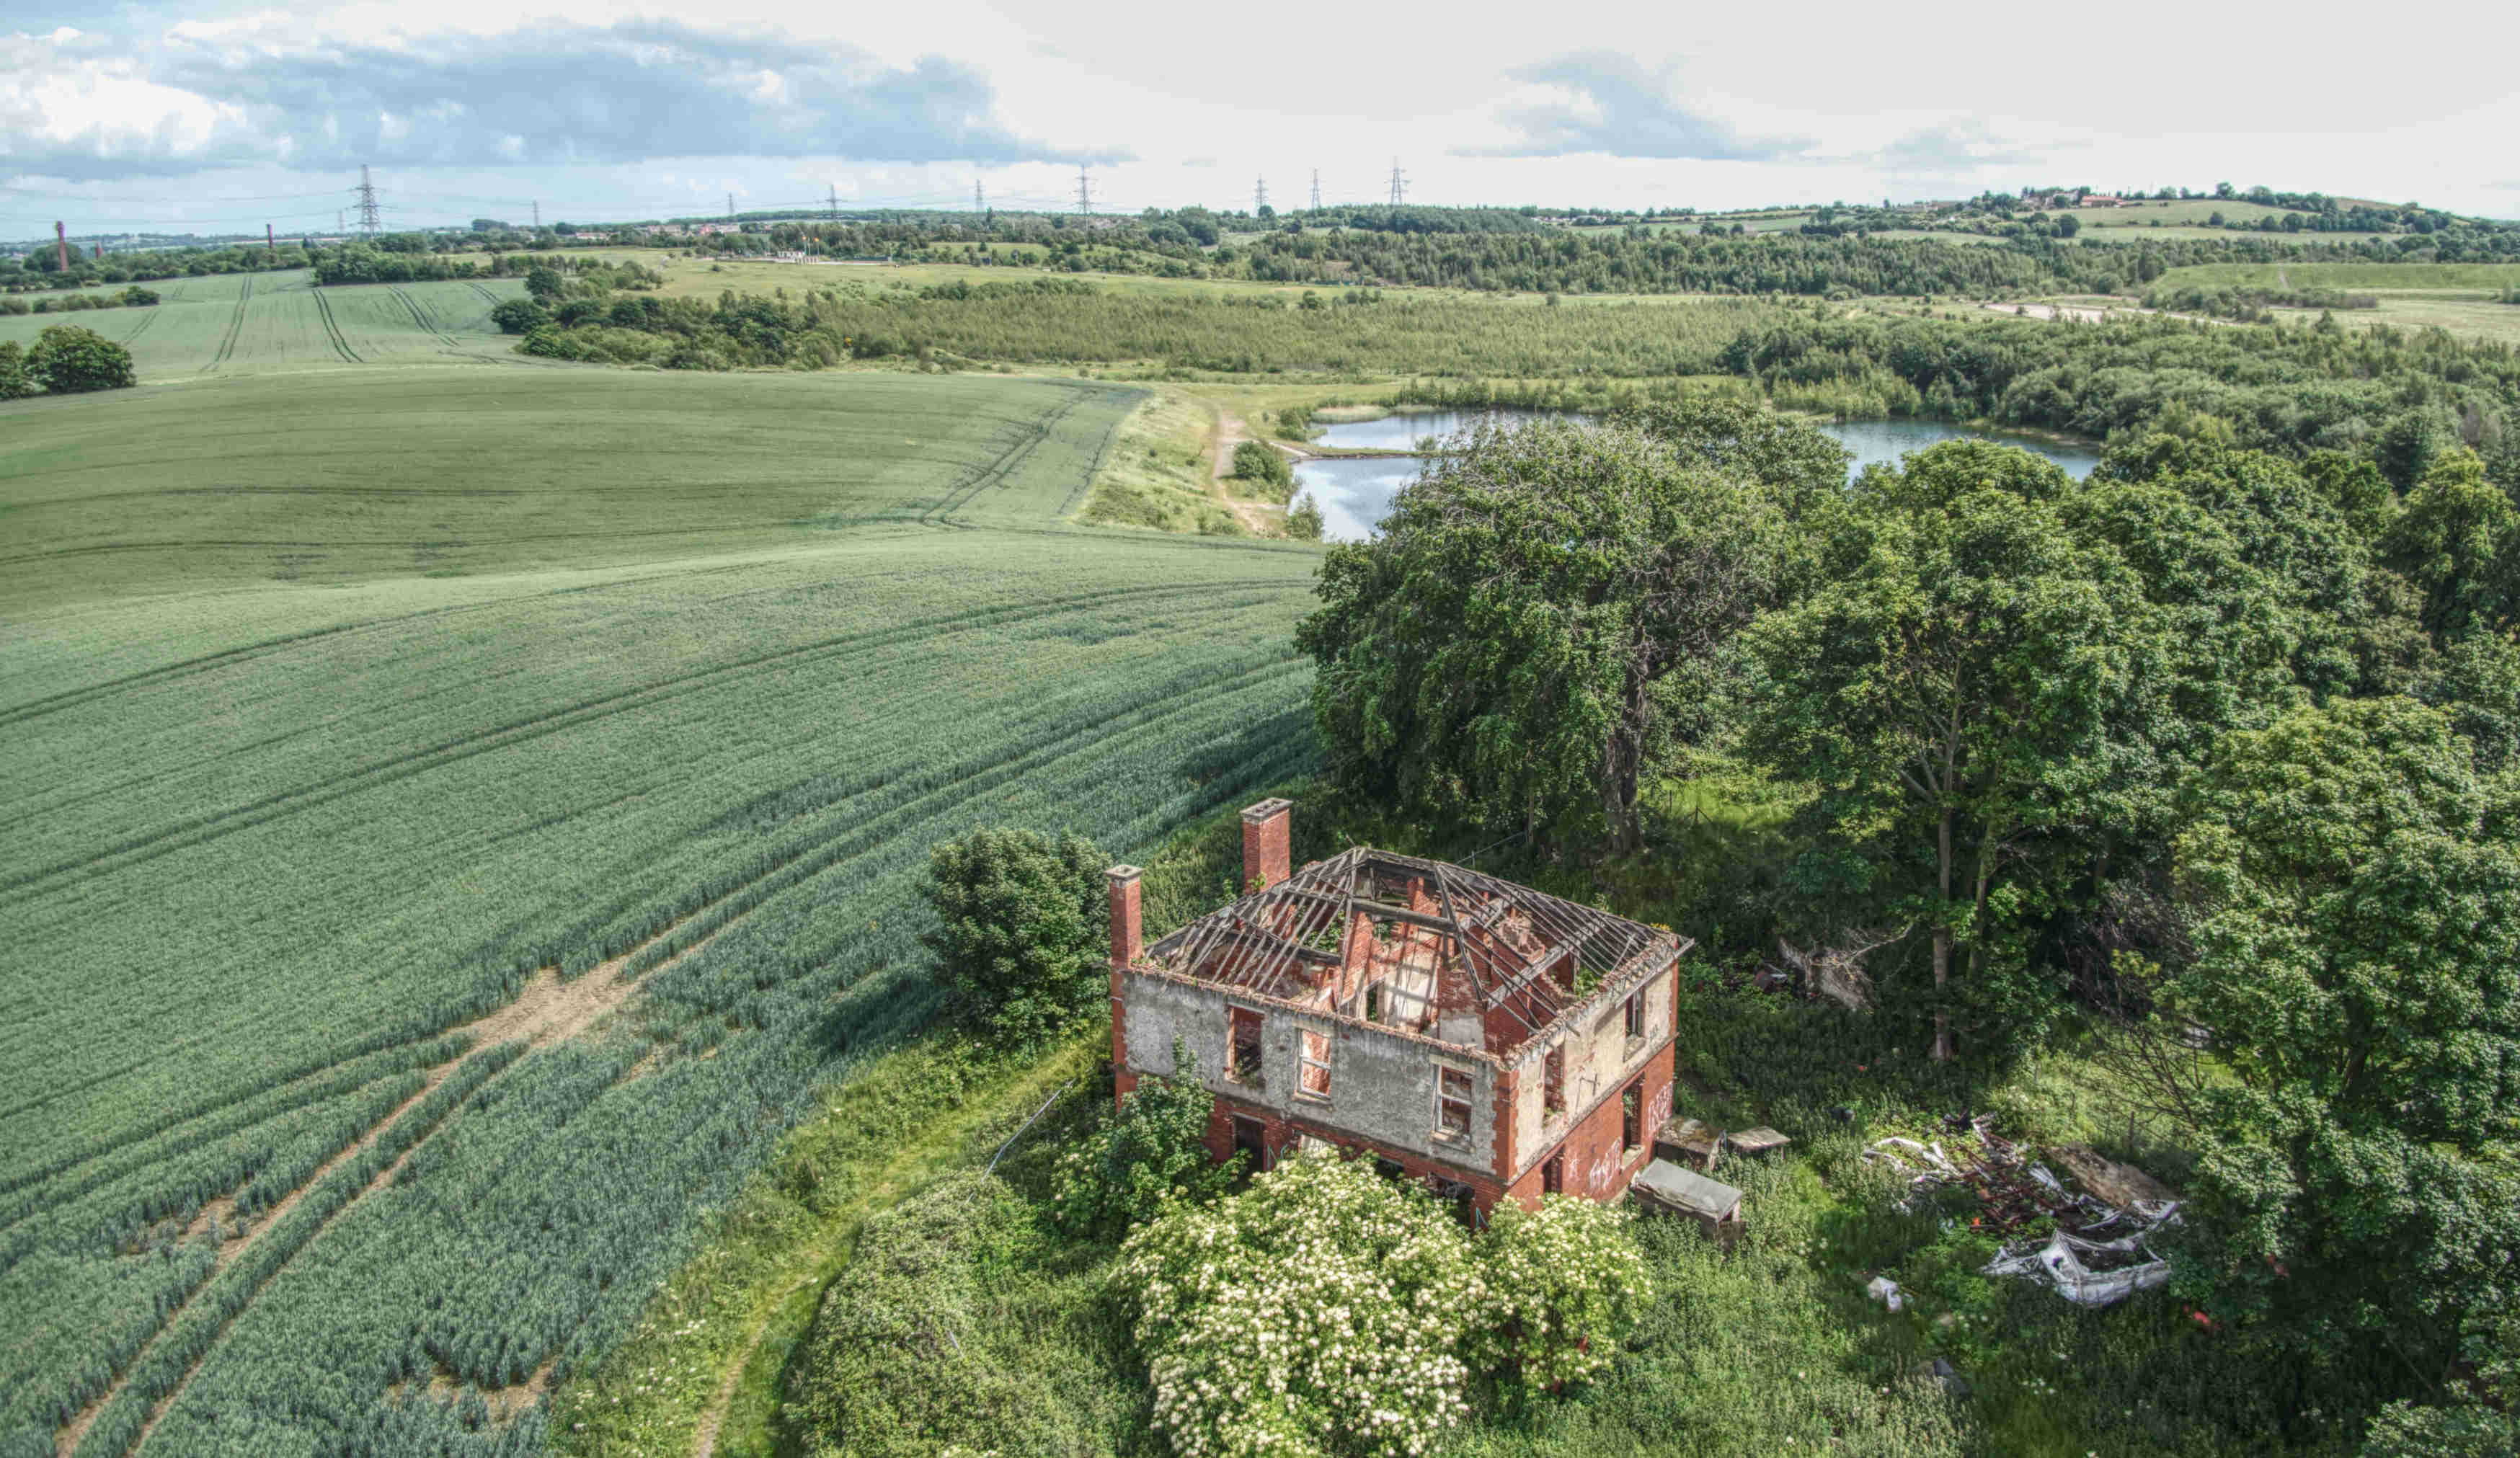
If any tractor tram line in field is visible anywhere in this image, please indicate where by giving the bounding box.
[0,577,1295,910]
[0,364,1332,1454]
[54,899,755,1458]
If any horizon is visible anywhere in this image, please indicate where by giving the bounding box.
[6,0,2515,238]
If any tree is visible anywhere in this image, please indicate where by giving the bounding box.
[1285,492,1325,541]
[1049,1046,1238,1238]
[2373,412,2440,494]
[1297,415,1804,853]
[2165,699,2520,1370]
[489,297,549,334]
[0,340,32,401]
[523,264,567,303]
[918,826,1107,1045]
[1743,443,2140,1058]
[2383,450,2517,638]
[25,324,136,394]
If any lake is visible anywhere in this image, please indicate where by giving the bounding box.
[1294,411,2102,541]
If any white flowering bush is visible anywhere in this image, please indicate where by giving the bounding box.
[1117,1151,1654,1457]
[1465,1193,1651,1397]
[1118,1151,1484,1457]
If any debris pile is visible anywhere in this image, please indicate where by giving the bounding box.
[1862,1116,2179,1308]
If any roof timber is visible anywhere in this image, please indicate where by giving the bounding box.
[1143,844,1687,1057]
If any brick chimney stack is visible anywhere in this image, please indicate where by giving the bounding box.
[1107,864,1143,1107]
[1106,865,1143,969]
[1241,798,1292,893]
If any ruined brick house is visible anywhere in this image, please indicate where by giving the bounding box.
[1106,799,1688,1217]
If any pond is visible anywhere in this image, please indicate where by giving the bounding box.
[1295,410,2101,541]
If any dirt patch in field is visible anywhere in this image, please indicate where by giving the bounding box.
[60,925,712,1458]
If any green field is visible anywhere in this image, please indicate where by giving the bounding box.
[0,362,1322,1455]
[2152,260,2520,290]
[0,270,525,377]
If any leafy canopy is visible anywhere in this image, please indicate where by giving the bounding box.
[1050,1046,1238,1239]
[25,324,136,394]
[2166,698,2520,1356]
[918,826,1109,1046]
[1297,406,1818,853]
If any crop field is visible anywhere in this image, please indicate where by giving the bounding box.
[0,365,1323,1456]
[0,270,524,377]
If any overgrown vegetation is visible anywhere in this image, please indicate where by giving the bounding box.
[1295,409,2519,1449]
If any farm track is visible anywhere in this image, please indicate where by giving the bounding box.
[309,289,362,364]
[200,277,251,373]
[53,916,729,1458]
[0,579,1294,910]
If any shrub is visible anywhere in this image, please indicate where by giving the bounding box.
[1119,1151,1482,1458]
[1118,1150,1653,1457]
[25,324,135,393]
[0,340,32,400]
[918,826,1108,1046]
[1230,439,1292,487]
[1049,1046,1238,1238]
[1468,1193,1652,1400]
[489,297,549,334]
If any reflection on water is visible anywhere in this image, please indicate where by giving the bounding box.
[1295,411,2099,541]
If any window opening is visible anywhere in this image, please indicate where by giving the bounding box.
[1298,1028,1332,1099]
[1543,1043,1566,1116]
[1621,1081,1643,1153]
[1229,1006,1264,1083]
[1437,1065,1474,1140]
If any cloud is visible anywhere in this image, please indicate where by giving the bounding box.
[1461,51,1812,161]
[1873,123,2048,174]
[2,19,1127,181]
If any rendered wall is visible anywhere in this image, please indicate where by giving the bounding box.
[1120,967,1499,1173]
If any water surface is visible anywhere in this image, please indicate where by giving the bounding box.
[1296,410,2099,541]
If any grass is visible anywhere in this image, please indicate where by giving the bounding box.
[0,268,525,377]
[0,368,1131,612]
[652,771,2372,1458]
[2153,261,2520,290]
[0,358,1327,1457]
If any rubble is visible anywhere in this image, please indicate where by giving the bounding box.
[1862,1116,2180,1308]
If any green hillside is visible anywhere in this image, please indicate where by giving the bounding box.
[0,363,1321,1457]
[0,270,525,377]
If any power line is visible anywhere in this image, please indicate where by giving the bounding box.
[974,177,985,214]
[1254,175,1269,215]
[1075,166,1093,215]
[355,164,381,234]
[1310,169,1321,212]
[531,200,540,229]
[1388,158,1407,208]
[828,183,840,222]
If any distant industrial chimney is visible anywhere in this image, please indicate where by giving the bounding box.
[55,221,67,274]
[1242,799,1292,892]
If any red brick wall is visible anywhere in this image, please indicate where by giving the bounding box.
[1241,800,1291,891]
[1191,1039,1674,1219]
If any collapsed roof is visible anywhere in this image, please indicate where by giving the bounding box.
[1143,847,1688,1057]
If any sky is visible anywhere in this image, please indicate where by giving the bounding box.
[5,0,2517,240]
